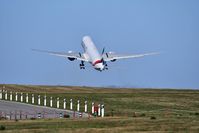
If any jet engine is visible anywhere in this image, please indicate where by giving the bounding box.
[107,52,116,62]
[68,57,75,61]
[111,59,116,62]
[67,51,76,61]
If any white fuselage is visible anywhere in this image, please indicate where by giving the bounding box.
[81,36,105,71]
[33,35,158,72]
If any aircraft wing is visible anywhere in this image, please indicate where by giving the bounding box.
[32,49,88,62]
[103,52,159,62]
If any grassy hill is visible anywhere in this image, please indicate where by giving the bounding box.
[0,84,199,132]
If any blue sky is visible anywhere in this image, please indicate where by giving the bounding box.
[0,0,199,89]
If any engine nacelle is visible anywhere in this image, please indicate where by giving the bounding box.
[68,57,75,61]
[111,59,117,62]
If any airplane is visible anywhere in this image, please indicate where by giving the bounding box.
[32,36,158,72]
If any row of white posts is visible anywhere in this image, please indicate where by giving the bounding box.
[0,90,104,117]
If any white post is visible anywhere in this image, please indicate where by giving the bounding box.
[63,99,66,109]
[101,104,104,117]
[32,94,34,104]
[0,89,2,100]
[20,93,23,102]
[77,100,80,112]
[38,95,40,105]
[26,93,28,103]
[10,92,12,101]
[44,95,46,106]
[2,86,5,100]
[50,97,53,107]
[15,92,18,101]
[84,101,87,113]
[70,99,73,110]
[92,102,94,114]
[98,104,101,116]
[57,97,59,108]
[5,91,7,100]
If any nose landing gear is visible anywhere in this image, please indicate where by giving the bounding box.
[104,64,108,70]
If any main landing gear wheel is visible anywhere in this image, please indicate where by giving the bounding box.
[80,65,85,69]
[80,61,85,69]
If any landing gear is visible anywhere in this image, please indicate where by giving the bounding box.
[104,64,108,70]
[102,59,108,70]
[80,61,85,69]
[80,64,85,69]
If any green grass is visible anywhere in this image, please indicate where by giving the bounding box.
[0,84,199,132]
